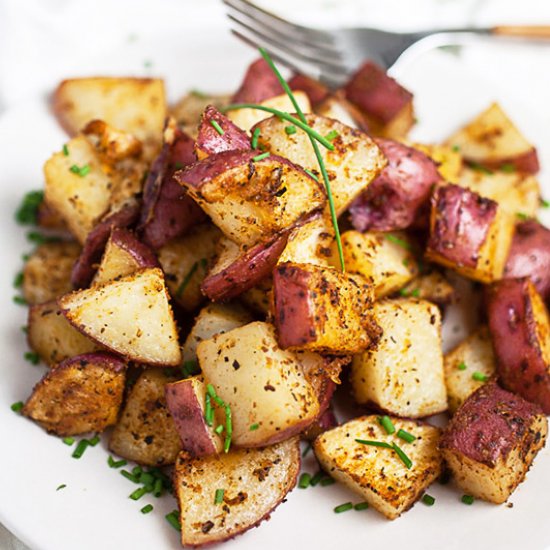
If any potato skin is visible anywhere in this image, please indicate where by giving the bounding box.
[231,58,284,103]
[23,352,126,436]
[486,278,550,413]
[288,74,329,107]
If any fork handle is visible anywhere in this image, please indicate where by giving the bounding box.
[490,25,550,39]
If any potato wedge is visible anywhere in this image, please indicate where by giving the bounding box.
[351,298,447,417]
[231,58,284,104]
[109,369,182,466]
[59,267,181,366]
[411,142,462,183]
[23,241,80,305]
[314,416,442,519]
[174,437,300,547]
[23,352,126,436]
[254,113,386,215]
[197,322,320,447]
[440,382,547,503]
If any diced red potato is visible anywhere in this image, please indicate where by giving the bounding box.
[231,58,284,104]
[92,228,158,286]
[349,138,441,232]
[288,74,330,107]
[504,220,550,301]
[201,233,288,302]
[486,278,550,413]
[71,198,141,289]
[440,381,548,503]
[195,105,251,160]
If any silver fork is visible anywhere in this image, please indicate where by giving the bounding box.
[224,0,550,87]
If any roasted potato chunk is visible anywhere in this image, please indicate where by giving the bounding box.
[288,73,329,107]
[23,352,126,436]
[231,58,284,104]
[351,298,447,417]
[411,142,462,182]
[174,437,300,547]
[440,382,547,503]
[399,270,455,305]
[314,416,442,519]
[109,369,182,466]
[23,241,80,305]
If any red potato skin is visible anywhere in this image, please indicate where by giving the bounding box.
[165,380,218,457]
[486,278,550,413]
[196,105,251,157]
[349,139,441,232]
[440,381,544,467]
[71,200,141,289]
[201,233,288,302]
[139,129,206,250]
[108,228,159,268]
[231,58,284,103]
[288,74,330,107]
[426,184,497,268]
[467,149,540,175]
[343,61,413,124]
[504,221,550,300]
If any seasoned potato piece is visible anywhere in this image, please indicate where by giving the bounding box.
[254,113,386,215]
[399,270,455,305]
[351,299,447,417]
[426,184,514,283]
[440,382,547,503]
[109,369,182,466]
[23,352,126,436]
[273,263,379,355]
[314,416,442,519]
[59,268,181,366]
[44,136,113,243]
[240,278,273,316]
[176,150,326,247]
[182,303,253,365]
[23,241,80,305]
[445,102,539,174]
[28,301,101,366]
[411,142,462,182]
[165,376,223,457]
[157,224,221,311]
[53,77,166,158]
[232,58,284,104]
[443,326,496,413]
[288,73,329,107]
[82,119,142,163]
[335,230,418,299]
[174,438,300,547]
[197,322,320,447]
[486,278,550,413]
[315,93,362,130]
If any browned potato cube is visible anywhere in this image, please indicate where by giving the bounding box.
[351,298,447,417]
[440,382,547,503]
[23,352,126,436]
[314,416,442,519]
[399,270,455,305]
[411,142,462,182]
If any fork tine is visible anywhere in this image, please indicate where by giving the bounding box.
[228,14,348,74]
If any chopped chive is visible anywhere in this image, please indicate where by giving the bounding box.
[108,455,127,468]
[500,163,515,173]
[252,152,270,162]
[132,466,143,477]
[26,231,60,245]
[452,144,461,152]
[10,401,24,413]
[120,470,140,483]
[224,405,232,453]
[472,371,489,382]
[251,127,261,149]
[165,511,181,531]
[210,119,225,135]
[302,442,312,457]
[62,144,69,156]
[305,169,319,181]
[461,494,474,505]
[139,473,155,487]
[63,437,75,446]
[176,261,199,297]
[386,234,411,250]
[56,484,67,491]
[215,424,224,434]
[470,162,493,175]
[391,442,413,469]
[181,360,200,377]
[174,161,184,170]
[298,473,312,489]
[378,415,396,435]
[457,361,468,371]
[516,212,529,221]
[72,440,89,459]
[325,130,339,141]
[69,164,90,177]
[144,60,153,68]
[320,476,335,487]
[397,429,416,443]
[249,423,259,431]
[285,124,297,135]
[190,89,208,98]
[355,439,392,449]
[13,296,27,305]
[422,494,435,506]
[13,272,24,288]
[153,478,164,497]
[21,326,28,334]
[24,352,40,365]
[130,486,150,501]
[399,288,410,297]
[354,502,369,510]
[87,435,100,447]
[205,394,213,426]
[334,502,353,513]
[141,504,154,514]
[410,288,420,298]
[15,190,43,225]
[309,471,325,487]
[214,488,225,504]
[541,198,550,208]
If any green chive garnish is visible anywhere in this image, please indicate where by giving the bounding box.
[176,261,199,297]
[541,198,550,208]
[69,164,90,177]
[10,401,24,413]
[410,288,420,298]
[224,405,232,453]
[285,125,297,135]
[354,502,369,510]
[305,169,319,181]
[391,442,413,469]
[62,144,69,156]
[386,234,411,250]
[24,352,40,365]
[88,435,100,447]
[214,488,225,504]
[26,231,60,245]
[457,362,467,371]
[56,484,66,491]
[249,423,259,431]
[210,119,225,136]
[397,429,416,443]
[320,476,335,487]
[422,494,435,506]
[325,130,339,141]
[252,152,270,162]
[500,163,515,173]
[378,415,396,435]
[153,478,164,497]
[334,502,353,513]
[470,162,493,175]
[181,360,200,377]
[72,440,89,459]
[298,473,311,489]
[108,456,127,468]
[173,161,184,170]
[13,272,24,288]
[251,127,261,149]
[461,494,474,505]
[516,212,529,221]
[452,144,461,152]
[472,371,489,382]
[132,466,143,477]
[13,296,27,305]
[165,511,181,531]
[120,470,140,483]
[21,326,28,334]
[15,190,43,225]
[310,471,325,487]
[205,394,213,427]
[215,424,224,434]
[63,437,75,446]
[302,442,312,457]
[141,504,154,514]
[355,439,392,449]
[130,486,151,501]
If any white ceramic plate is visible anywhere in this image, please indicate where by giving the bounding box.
[0,24,549,550]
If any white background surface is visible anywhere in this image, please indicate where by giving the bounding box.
[0,0,549,548]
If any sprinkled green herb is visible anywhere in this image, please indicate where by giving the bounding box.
[386,234,411,250]
[153,478,164,497]
[56,484,67,491]
[285,124,297,135]
[62,144,69,156]
[452,144,460,152]
[21,326,28,334]
[541,198,550,208]
[500,163,515,173]
[141,504,154,514]
[457,362,468,371]
[354,502,369,510]
[144,60,153,69]
[13,272,23,288]
[10,401,24,413]
[472,371,489,382]
[251,127,261,149]
[120,470,140,483]
[205,384,232,452]
[24,352,40,365]
[63,437,75,446]
[305,169,319,181]
[461,494,474,505]
[320,476,335,487]
[210,119,225,135]
[249,423,259,431]
[310,471,325,487]
[516,212,529,221]
[26,231,60,245]
[205,393,214,427]
[72,440,90,459]
[108,455,127,468]
[69,164,90,177]
[302,442,312,457]
[355,439,392,449]
[410,288,421,298]
[174,161,184,169]
[298,473,311,489]
[13,296,27,306]
[181,360,200,377]
[214,488,225,504]
[176,261,199,297]
[334,502,353,513]
[378,415,396,435]
[422,494,435,506]
[130,486,151,501]
[16,190,43,225]
[397,429,416,443]
[215,424,224,434]
[88,435,100,447]
[391,442,413,469]
[325,130,339,141]
[165,510,181,531]
[470,162,493,175]
[252,152,270,162]
[190,89,208,98]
